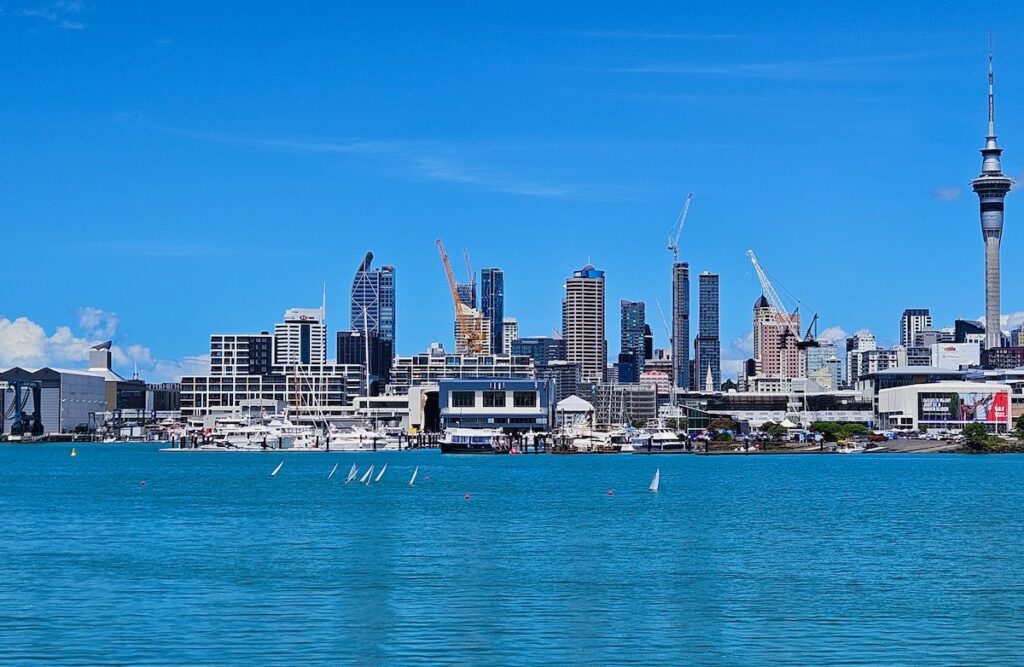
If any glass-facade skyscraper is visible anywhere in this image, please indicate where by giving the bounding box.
[620,300,646,382]
[672,262,690,389]
[351,252,396,346]
[694,272,720,391]
[481,268,504,353]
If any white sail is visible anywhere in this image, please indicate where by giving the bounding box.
[345,463,358,483]
[374,463,387,483]
[359,465,374,484]
[327,463,339,480]
[408,466,419,486]
[649,468,660,492]
[271,460,284,477]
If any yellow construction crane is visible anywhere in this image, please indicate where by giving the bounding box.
[437,239,487,354]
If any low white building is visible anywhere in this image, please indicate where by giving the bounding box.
[929,343,980,370]
[877,381,1012,433]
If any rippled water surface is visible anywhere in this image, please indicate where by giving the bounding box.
[2,444,1024,665]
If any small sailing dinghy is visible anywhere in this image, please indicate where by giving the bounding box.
[374,463,387,483]
[649,468,660,493]
[408,466,419,486]
[344,463,358,483]
[327,463,339,480]
[359,465,374,484]
[271,460,284,477]
[70,448,77,458]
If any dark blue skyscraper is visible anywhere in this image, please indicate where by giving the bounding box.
[481,268,504,353]
[694,272,720,391]
[672,262,690,389]
[620,300,645,382]
[351,252,396,345]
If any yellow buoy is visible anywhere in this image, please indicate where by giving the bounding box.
[70,448,77,457]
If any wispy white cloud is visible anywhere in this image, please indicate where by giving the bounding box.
[819,325,849,343]
[602,51,938,79]
[933,186,961,201]
[5,0,85,29]
[149,125,633,201]
[77,306,119,339]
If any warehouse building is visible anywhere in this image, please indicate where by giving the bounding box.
[0,367,107,435]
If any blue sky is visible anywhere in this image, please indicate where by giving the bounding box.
[1,1,1023,381]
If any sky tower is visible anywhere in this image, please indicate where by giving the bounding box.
[972,47,1013,350]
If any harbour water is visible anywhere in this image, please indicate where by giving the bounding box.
[2,444,1023,664]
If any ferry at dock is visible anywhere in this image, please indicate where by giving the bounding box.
[439,428,513,454]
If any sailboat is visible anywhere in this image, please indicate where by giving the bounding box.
[344,463,358,483]
[649,468,660,493]
[374,463,387,482]
[408,466,419,486]
[271,460,284,477]
[327,463,339,480]
[70,448,77,458]
[359,465,374,484]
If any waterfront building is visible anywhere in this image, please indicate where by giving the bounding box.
[588,383,658,427]
[971,51,1012,350]
[351,252,396,346]
[438,378,555,432]
[563,264,607,384]
[274,303,327,366]
[620,300,646,378]
[511,336,566,366]
[694,272,721,391]
[388,345,535,394]
[0,367,107,435]
[336,330,394,395]
[210,333,274,377]
[878,381,1011,433]
[900,309,932,348]
[672,262,690,389]
[845,331,877,385]
[616,352,639,384]
[639,369,671,397]
[703,389,873,429]
[481,268,505,353]
[643,356,674,386]
[535,360,581,404]
[502,317,518,357]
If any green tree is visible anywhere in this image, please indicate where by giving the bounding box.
[665,417,688,432]
[810,421,841,442]
[1013,420,1024,441]
[962,423,990,452]
[709,417,736,433]
[631,418,648,428]
[762,421,786,441]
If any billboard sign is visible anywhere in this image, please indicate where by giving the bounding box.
[919,391,1009,424]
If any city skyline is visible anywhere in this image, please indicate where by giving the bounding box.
[2,5,1023,382]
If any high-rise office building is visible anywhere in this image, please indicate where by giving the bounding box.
[752,295,800,380]
[336,330,393,396]
[511,336,566,366]
[972,51,1012,350]
[481,268,504,353]
[845,331,877,386]
[563,264,606,384]
[900,309,932,348]
[672,262,690,390]
[502,317,518,356]
[620,300,646,380]
[351,252,396,346]
[694,272,721,391]
[454,305,492,355]
[274,302,327,365]
[643,324,654,361]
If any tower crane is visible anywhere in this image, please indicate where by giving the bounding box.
[437,239,486,354]
[667,193,693,262]
[654,298,678,408]
[746,249,802,341]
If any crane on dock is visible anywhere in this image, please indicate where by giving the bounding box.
[437,239,487,354]
[667,193,693,263]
